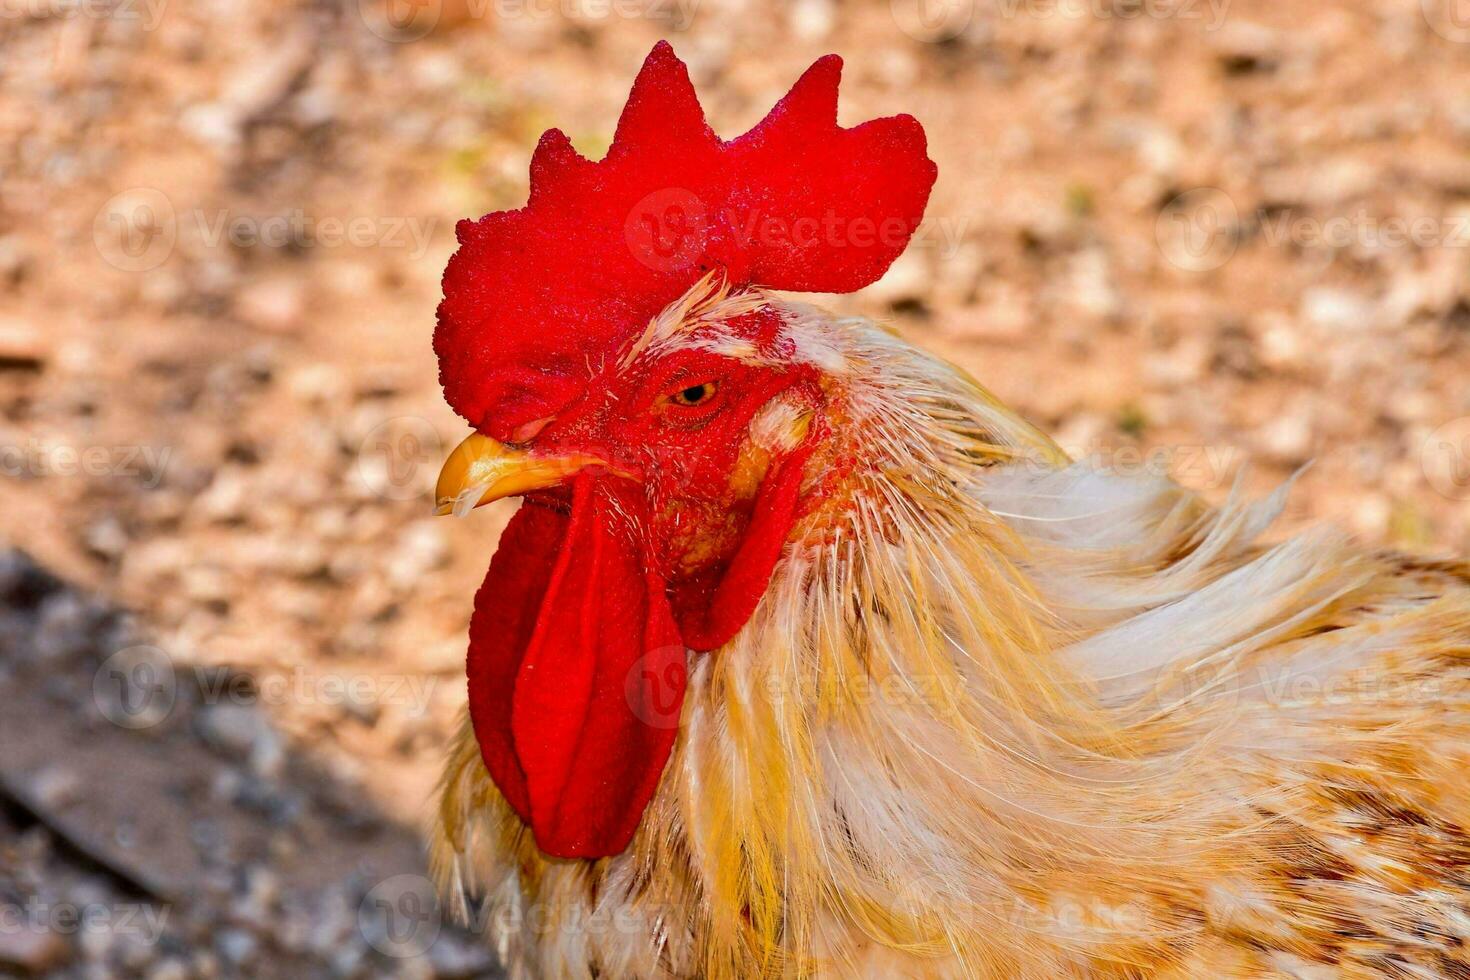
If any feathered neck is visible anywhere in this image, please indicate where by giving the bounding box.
[646,309,1248,976]
[434,300,1403,978]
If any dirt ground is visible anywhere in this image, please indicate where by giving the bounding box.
[2,0,1468,975]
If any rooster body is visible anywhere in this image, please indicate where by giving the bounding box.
[434,286,1470,978]
[429,43,1470,979]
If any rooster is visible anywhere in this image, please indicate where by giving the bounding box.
[428,42,1470,979]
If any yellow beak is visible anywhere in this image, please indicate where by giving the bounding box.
[434,432,608,516]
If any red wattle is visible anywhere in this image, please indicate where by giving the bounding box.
[467,476,686,858]
[676,448,812,652]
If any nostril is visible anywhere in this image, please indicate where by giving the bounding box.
[510,415,556,444]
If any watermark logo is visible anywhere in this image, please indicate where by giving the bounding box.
[995,0,1229,28]
[356,416,444,502]
[1421,417,1470,500]
[623,645,688,730]
[0,899,170,946]
[356,0,699,43]
[93,645,178,730]
[359,875,442,958]
[93,190,437,271]
[193,209,436,258]
[1422,0,1470,43]
[1258,209,1470,252]
[623,192,973,274]
[0,0,169,30]
[93,188,176,273]
[625,188,709,274]
[1155,187,1238,272]
[1078,443,1245,490]
[364,0,440,41]
[890,0,973,42]
[1158,188,1470,271]
[895,873,1151,937]
[92,645,439,730]
[0,439,171,488]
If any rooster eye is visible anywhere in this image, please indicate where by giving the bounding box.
[669,381,718,407]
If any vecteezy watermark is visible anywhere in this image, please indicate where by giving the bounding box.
[890,0,1227,40]
[1128,651,1460,725]
[897,873,1153,938]
[624,645,689,731]
[93,188,176,273]
[194,669,438,716]
[1256,209,1470,253]
[1077,443,1246,490]
[1421,417,1470,501]
[358,873,667,957]
[92,645,439,730]
[359,875,442,958]
[1155,187,1239,272]
[1158,187,1470,272]
[889,0,974,42]
[93,645,178,730]
[624,190,972,273]
[356,0,698,43]
[995,0,1229,29]
[624,648,969,732]
[0,439,171,489]
[92,189,437,271]
[192,209,435,258]
[0,0,168,30]
[1421,0,1470,43]
[1253,669,1451,709]
[355,416,445,503]
[0,898,171,945]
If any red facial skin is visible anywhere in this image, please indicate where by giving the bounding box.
[466,310,826,858]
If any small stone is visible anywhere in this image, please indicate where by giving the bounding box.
[248,726,286,780]
[181,565,232,606]
[286,364,346,404]
[1256,411,1314,465]
[236,278,306,333]
[1143,337,1209,387]
[239,868,280,922]
[30,765,82,810]
[215,928,257,967]
[123,537,192,585]
[180,102,240,151]
[788,0,834,40]
[1351,495,1391,539]
[191,950,221,979]
[147,960,190,980]
[0,927,72,974]
[197,703,270,761]
[385,520,450,588]
[1210,21,1284,74]
[0,316,47,370]
[196,470,251,525]
[428,932,497,977]
[82,516,129,560]
[33,591,96,663]
[1301,288,1375,332]
[1254,313,1306,371]
[0,234,31,283]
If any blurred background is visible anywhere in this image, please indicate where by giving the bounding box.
[2,0,1469,976]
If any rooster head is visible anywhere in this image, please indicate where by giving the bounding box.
[433,41,936,858]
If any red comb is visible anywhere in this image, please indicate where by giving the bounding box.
[435,41,937,427]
